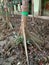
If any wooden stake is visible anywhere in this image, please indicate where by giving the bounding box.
[20,0,29,65]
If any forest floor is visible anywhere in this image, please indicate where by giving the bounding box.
[0,15,49,65]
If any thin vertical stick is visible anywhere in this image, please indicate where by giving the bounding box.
[21,16,29,65]
[21,0,29,65]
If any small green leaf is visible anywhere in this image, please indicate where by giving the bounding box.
[15,35,23,45]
